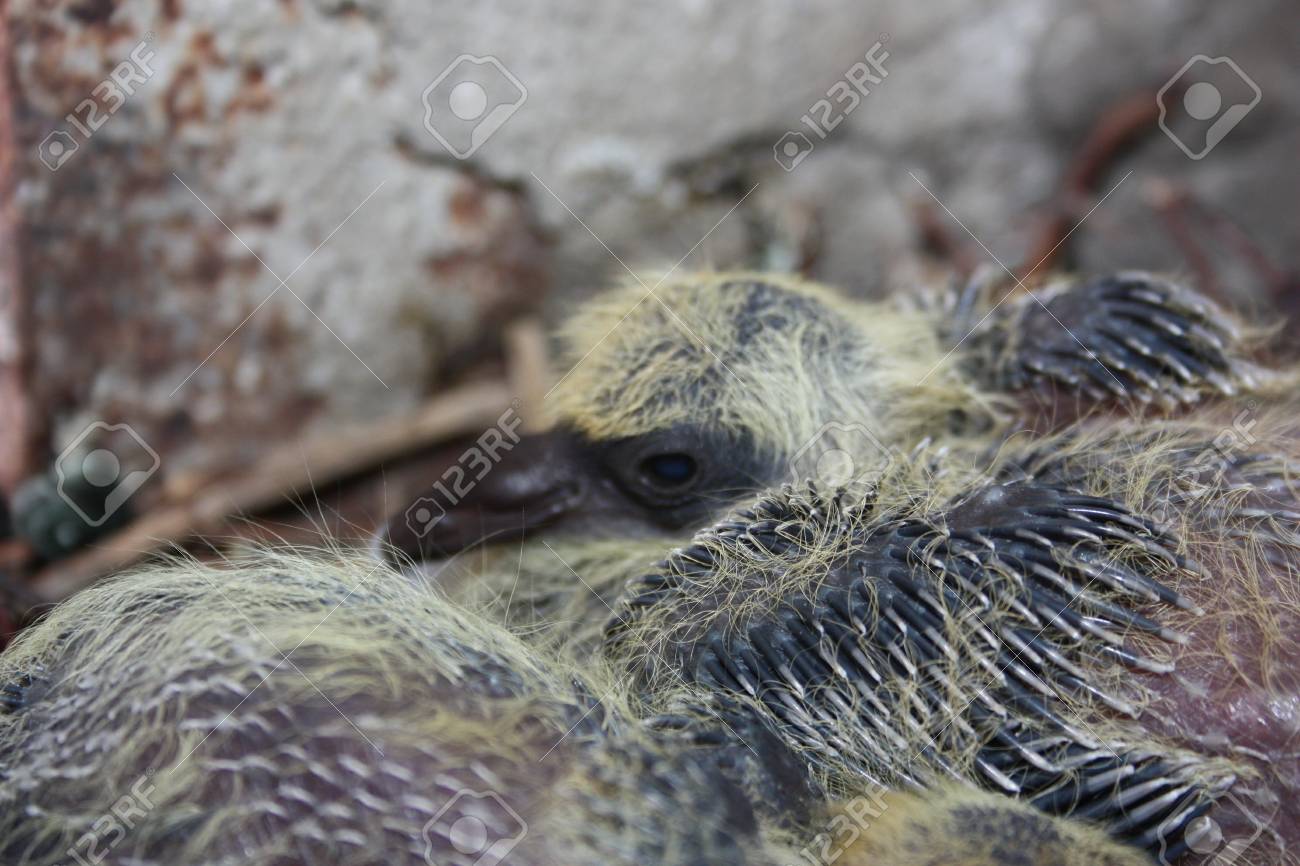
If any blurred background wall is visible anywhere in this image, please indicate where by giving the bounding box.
[1,0,1296,525]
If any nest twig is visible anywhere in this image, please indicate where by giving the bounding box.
[28,380,515,606]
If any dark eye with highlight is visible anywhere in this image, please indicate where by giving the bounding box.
[639,453,699,490]
[598,425,771,520]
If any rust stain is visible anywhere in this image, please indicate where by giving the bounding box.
[190,31,220,63]
[163,64,205,128]
[370,63,395,88]
[4,1,553,506]
[163,31,260,129]
[7,15,113,108]
[243,203,282,226]
[67,0,118,25]
[225,63,275,117]
[448,181,488,226]
[419,183,550,382]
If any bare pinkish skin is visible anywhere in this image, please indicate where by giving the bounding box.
[1136,545,1300,865]
[1025,410,1300,864]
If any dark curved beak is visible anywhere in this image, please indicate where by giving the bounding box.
[376,430,586,567]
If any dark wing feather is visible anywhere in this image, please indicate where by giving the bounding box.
[606,481,1231,855]
[990,272,1256,408]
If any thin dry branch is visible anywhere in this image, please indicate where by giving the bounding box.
[30,380,513,604]
[504,317,552,431]
[1018,90,1163,280]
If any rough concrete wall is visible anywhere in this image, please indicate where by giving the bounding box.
[7,0,1298,480]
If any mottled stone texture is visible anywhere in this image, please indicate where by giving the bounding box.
[4,0,1297,483]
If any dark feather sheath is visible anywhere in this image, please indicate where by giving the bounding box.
[607,481,1235,855]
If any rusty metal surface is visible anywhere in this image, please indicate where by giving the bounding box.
[0,9,31,494]
[7,1,549,493]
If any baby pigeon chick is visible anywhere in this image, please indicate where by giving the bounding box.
[378,270,1280,622]
[0,550,1155,866]
[0,550,787,866]
[606,466,1294,861]
[376,270,1298,862]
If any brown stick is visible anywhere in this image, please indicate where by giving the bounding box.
[504,317,551,432]
[1017,90,1164,281]
[913,200,981,278]
[29,380,513,603]
[1187,194,1288,298]
[1144,178,1220,300]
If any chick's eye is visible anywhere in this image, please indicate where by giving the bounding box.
[639,453,698,489]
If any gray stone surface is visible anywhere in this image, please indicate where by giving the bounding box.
[8,0,1297,478]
